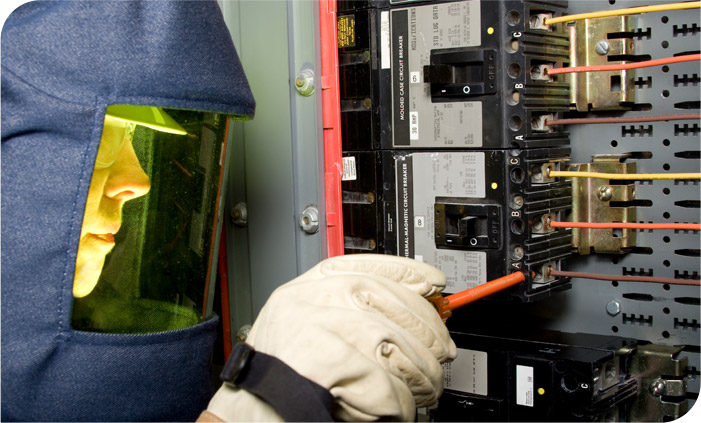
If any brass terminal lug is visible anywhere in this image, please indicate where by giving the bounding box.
[568,154,637,255]
[568,16,637,111]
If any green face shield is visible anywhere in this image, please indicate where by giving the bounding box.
[71,105,230,334]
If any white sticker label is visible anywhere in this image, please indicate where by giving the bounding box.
[410,111,419,140]
[414,215,425,228]
[410,71,421,84]
[381,11,390,69]
[342,156,357,181]
[516,365,534,407]
[443,348,488,395]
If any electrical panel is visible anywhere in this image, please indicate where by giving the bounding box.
[336,0,699,420]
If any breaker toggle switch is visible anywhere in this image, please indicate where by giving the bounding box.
[424,49,497,99]
[434,201,501,249]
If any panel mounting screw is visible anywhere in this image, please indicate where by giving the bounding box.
[606,300,621,316]
[295,68,315,96]
[230,202,248,227]
[649,379,666,397]
[300,205,320,234]
[596,40,610,55]
[598,185,613,202]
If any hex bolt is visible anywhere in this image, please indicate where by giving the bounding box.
[649,379,666,397]
[230,202,248,227]
[295,68,315,97]
[598,185,613,202]
[300,205,320,234]
[606,300,621,316]
[596,40,610,55]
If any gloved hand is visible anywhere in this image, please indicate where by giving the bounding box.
[201,254,457,422]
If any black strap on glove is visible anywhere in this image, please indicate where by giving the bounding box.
[220,343,334,422]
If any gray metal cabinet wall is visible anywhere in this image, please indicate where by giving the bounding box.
[219,0,326,332]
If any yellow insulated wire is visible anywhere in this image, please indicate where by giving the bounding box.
[544,1,701,25]
[548,170,701,180]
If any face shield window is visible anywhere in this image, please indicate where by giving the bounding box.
[71,105,230,334]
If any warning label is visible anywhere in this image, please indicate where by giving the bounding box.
[337,15,356,48]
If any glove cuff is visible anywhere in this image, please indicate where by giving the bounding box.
[221,343,335,422]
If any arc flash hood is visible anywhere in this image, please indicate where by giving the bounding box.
[1,1,254,421]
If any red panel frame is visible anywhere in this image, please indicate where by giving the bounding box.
[319,0,344,257]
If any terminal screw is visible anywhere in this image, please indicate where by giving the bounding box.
[650,379,666,397]
[596,40,610,56]
[598,185,613,202]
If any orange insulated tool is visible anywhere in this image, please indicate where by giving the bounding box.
[428,271,526,322]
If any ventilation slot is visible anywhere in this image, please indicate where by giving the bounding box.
[673,101,700,110]
[674,151,700,159]
[634,76,652,89]
[622,125,653,137]
[674,270,700,280]
[674,297,700,305]
[607,54,651,63]
[609,199,653,208]
[673,23,700,37]
[673,228,700,234]
[623,267,653,277]
[607,28,651,40]
[631,246,653,255]
[674,318,700,331]
[622,293,654,302]
[674,124,700,136]
[675,200,700,208]
[675,249,700,257]
[674,74,700,87]
[622,313,653,326]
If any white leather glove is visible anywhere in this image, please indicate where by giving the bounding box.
[202,254,457,422]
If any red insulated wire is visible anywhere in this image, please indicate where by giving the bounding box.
[548,221,701,231]
[546,54,701,75]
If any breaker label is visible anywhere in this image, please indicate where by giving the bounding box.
[391,1,482,147]
[342,156,357,181]
[396,156,414,258]
[337,15,356,48]
[410,111,419,140]
[516,365,535,407]
[443,348,488,395]
[381,11,390,69]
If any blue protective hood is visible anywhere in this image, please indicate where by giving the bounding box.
[1,1,254,421]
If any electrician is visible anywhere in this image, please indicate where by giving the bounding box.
[1,1,456,421]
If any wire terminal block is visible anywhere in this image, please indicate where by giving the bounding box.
[567,154,637,255]
[568,15,636,111]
